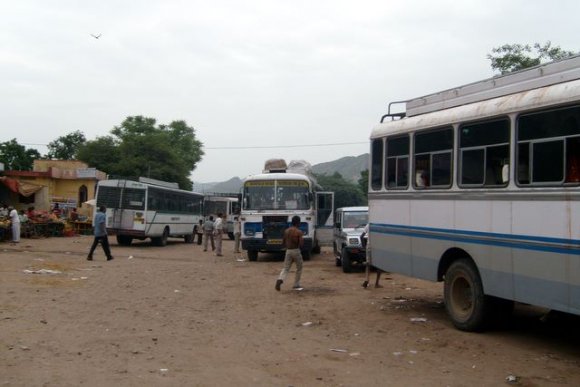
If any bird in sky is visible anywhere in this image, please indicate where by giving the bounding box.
[90,33,101,39]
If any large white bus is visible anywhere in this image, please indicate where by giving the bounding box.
[369,56,580,331]
[96,178,204,246]
[203,194,240,239]
[240,160,334,261]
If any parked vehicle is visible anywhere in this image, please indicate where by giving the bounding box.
[203,194,240,239]
[368,55,580,331]
[96,177,204,246]
[240,159,334,261]
[333,206,368,273]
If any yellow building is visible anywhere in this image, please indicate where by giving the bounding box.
[0,160,107,217]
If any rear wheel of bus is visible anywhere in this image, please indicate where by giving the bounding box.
[184,231,195,243]
[153,227,169,246]
[444,258,488,332]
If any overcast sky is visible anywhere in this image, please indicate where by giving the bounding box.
[1,1,578,183]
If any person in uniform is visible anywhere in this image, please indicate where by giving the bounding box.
[203,216,215,252]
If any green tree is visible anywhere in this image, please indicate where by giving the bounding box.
[47,130,86,160]
[358,169,368,197]
[315,172,366,209]
[76,136,122,175]
[488,41,576,75]
[77,116,204,190]
[0,139,41,171]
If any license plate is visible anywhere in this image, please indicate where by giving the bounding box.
[267,239,282,245]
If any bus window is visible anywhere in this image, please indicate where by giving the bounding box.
[371,138,384,191]
[413,127,453,188]
[517,105,580,185]
[459,118,510,187]
[385,135,409,188]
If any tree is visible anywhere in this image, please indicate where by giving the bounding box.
[46,130,86,160]
[77,116,204,190]
[488,41,576,75]
[76,136,122,175]
[358,169,368,197]
[315,172,366,209]
[0,139,41,171]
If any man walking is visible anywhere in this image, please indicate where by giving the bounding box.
[214,213,224,256]
[275,215,304,291]
[87,205,113,261]
[203,216,215,252]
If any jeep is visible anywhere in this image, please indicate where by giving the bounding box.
[333,206,368,273]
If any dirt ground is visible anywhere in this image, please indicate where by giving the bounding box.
[1,235,580,387]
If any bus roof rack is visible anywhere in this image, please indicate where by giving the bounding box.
[380,100,407,123]
[405,54,580,118]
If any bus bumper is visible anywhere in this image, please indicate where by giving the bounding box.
[242,238,313,253]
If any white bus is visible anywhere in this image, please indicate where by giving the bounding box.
[96,178,204,246]
[240,160,334,261]
[369,55,580,331]
[203,194,240,239]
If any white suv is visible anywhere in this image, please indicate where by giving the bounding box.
[333,206,368,273]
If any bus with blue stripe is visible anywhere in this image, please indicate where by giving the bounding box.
[368,55,580,331]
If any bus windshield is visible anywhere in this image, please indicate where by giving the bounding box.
[243,180,310,210]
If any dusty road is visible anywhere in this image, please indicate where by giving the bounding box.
[1,235,580,386]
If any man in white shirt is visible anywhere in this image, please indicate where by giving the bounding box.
[233,216,241,253]
[9,206,20,243]
[213,213,224,256]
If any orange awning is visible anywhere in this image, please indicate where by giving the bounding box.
[0,176,44,197]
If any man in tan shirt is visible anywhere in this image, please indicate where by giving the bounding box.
[275,215,304,291]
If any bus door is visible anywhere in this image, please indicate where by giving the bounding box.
[315,191,334,246]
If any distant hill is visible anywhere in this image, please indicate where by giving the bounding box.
[192,177,242,194]
[311,154,369,183]
[193,154,369,193]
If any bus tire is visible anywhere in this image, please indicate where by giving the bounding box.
[116,235,133,246]
[228,232,235,240]
[444,259,488,332]
[302,250,311,261]
[341,247,352,273]
[184,232,194,243]
[153,227,169,246]
[247,250,258,261]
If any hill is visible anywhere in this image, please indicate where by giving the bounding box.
[311,154,369,183]
[193,154,369,193]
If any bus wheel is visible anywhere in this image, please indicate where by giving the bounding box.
[341,247,352,273]
[444,259,487,332]
[153,227,169,246]
[302,250,311,261]
[247,250,258,262]
[228,232,235,240]
[312,244,321,254]
[116,235,133,246]
[184,233,194,243]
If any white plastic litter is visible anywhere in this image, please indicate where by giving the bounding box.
[410,317,428,322]
[23,269,62,275]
